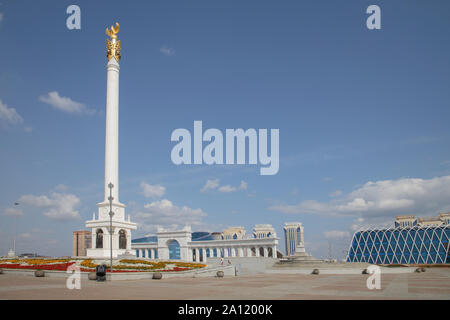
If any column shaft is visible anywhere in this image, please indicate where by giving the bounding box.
[104,59,120,202]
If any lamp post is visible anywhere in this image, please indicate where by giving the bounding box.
[13,202,19,256]
[328,239,332,261]
[108,183,114,275]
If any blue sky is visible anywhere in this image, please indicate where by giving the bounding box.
[1,0,450,259]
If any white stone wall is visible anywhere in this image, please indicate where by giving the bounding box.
[131,235,279,262]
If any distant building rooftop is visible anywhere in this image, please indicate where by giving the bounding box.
[393,212,449,228]
[131,232,218,244]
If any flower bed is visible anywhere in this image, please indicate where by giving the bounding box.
[0,258,207,273]
[174,262,206,268]
[0,262,75,271]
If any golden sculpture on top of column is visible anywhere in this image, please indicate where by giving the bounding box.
[106,22,121,62]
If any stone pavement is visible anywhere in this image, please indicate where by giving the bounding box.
[0,268,449,299]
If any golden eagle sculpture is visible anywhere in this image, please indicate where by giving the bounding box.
[106,22,121,62]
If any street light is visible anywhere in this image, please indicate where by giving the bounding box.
[13,202,19,257]
[108,183,114,276]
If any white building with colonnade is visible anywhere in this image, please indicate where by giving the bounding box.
[131,225,281,263]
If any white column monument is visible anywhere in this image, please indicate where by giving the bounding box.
[86,23,137,258]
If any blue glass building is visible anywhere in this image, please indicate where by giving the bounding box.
[347,214,450,264]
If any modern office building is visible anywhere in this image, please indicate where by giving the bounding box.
[347,213,450,264]
[131,225,281,262]
[72,230,92,257]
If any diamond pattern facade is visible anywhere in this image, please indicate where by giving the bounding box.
[346,225,450,264]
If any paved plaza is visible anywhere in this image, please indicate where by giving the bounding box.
[0,268,449,300]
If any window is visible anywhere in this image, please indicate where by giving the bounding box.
[168,240,180,260]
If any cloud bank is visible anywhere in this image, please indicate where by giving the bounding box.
[135,199,208,233]
[270,175,450,220]
[140,182,165,198]
[19,192,81,220]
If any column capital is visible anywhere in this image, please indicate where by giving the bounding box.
[106,58,120,71]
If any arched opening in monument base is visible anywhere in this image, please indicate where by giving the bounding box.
[119,229,127,249]
[96,229,103,249]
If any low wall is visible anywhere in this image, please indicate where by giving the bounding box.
[0,265,236,280]
[207,257,278,275]
[1,269,71,278]
[268,263,417,274]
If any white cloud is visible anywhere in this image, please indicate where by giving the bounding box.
[218,185,237,193]
[0,99,24,127]
[270,175,450,221]
[135,199,207,233]
[324,230,350,240]
[39,91,95,115]
[349,216,391,232]
[201,179,248,193]
[159,46,175,56]
[218,181,247,193]
[3,207,23,217]
[140,182,165,198]
[239,181,248,190]
[201,179,220,192]
[19,192,81,220]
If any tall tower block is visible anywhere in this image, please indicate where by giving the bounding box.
[85,23,137,258]
[283,222,305,256]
